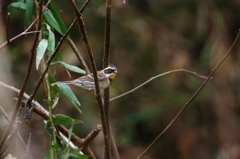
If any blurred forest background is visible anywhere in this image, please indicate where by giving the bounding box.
[1,0,240,158]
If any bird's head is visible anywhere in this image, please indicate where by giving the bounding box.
[104,64,118,82]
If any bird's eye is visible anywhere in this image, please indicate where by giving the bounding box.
[104,68,115,74]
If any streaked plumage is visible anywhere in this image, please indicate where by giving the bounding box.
[54,64,118,90]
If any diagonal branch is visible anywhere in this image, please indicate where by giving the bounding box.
[67,38,90,74]
[136,30,240,159]
[0,81,98,158]
[0,0,45,154]
[68,1,112,159]
[111,69,210,101]
[27,14,78,106]
[66,0,91,74]
[26,0,91,106]
[0,0,51,50]
[0,105,33,159]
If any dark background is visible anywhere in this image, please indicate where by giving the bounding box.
[1,0,240,158]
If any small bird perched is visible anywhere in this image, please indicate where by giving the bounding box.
[53,64,118,91]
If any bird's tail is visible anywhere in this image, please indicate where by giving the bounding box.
[52,81,76,86]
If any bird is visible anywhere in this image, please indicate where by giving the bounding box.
[53,64,118,91]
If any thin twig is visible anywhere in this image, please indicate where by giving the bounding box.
[0,81,88,153]
[103,0,112,66]
[7,13,10,44]
[80,0,91,13]
[27,11,77,105]
[67,37,90,74]
[1,122,20,158]
[103,0,113,158]
[27,0,91,106]
[68,1,111,159]
[0,105,11,122]
[110,127,120,159]
[0,105,33,159]
[66,0,91,74]
[111,69,210,101]
[103,0,120,158]
[24,31,41,35]
[0,0,51,50]
[83,147,96,159]
[25,133,32,159]
[81,125,102,159]
[0,0,45,155]
[136,31,240,159]
[83,124,102,146]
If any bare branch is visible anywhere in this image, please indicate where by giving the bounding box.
[68,1,111,159]
[82,147,96,159]
[80,0,91,13]
[111,69,210,101]
[103,0,114,158]
[0,81,98,156]
[136,31,240,159]
[6,13,10,44]
[103,0,112,66]
[27,13,77,106]
[0,105,33,159]
[83,124,102,146]
[67,37,90,74]
[27,0,92,109]
[0,0,45,154]
[0,0,51,50]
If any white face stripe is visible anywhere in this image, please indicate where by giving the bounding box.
[104,67,117,75]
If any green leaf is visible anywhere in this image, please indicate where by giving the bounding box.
[47,145,55,159]
[52,115,83,125]
[46,24,55,56]
[44,120,53,138]
[52,61,86,74]
[8,2,26,10]
[68,150,88,159]
[25,0,33,25]
[57,83,82,113]
[48,2,67,34]
[60,149,87,159]
[54,114,80,148]
[48,74,59,108]
[43,9,62,34]
[61,152,70,159]
[46,141,59,159]
[36,39,48,70]
[68,124,74,147]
